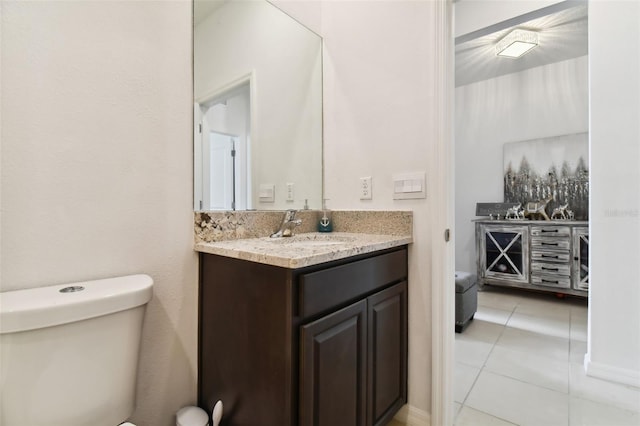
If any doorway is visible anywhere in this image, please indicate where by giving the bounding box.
[205,131,237,210]
[456,3,639,424]
[195,81,251,211]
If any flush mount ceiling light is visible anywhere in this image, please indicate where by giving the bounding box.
[495,29,539,58]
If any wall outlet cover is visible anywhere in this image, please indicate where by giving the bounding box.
[360,176,372,200]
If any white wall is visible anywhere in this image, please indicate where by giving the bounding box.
[587,0,640,387]
[455,56,589,273]
[194,0,322,209]
[274,0,445,420]
[0,2,196,425]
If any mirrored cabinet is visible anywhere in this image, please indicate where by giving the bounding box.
[476,220,589,297]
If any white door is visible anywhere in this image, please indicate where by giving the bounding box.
[207,132,235,210]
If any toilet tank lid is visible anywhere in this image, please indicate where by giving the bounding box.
[0,274,153,334]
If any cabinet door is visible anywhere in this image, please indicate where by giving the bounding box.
[300,300,367,426]
[367,282,408,426]
[478,224,529,283]
[573,227,589,291]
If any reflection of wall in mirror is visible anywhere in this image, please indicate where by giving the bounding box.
[194,0,323,210]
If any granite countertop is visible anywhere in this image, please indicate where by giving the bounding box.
[194,232,412,269]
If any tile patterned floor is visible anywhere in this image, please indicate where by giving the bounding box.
[453,287,640,426]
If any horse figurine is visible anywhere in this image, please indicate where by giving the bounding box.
[505,203,524,220]
[524,196,553,220]
[551,203,574,220]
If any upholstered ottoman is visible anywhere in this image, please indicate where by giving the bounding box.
[455,271,477,333]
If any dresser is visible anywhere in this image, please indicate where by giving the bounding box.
[475,220,589,296]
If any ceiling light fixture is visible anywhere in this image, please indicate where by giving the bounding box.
[495,29,539,58]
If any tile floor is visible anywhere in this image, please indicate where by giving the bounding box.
[453,286,640,426]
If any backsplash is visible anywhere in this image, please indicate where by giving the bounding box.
[194,210,412,243]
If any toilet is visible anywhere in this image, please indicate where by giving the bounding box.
[0,274,153,426]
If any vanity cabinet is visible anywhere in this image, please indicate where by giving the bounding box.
[198,246,408,426]
[475,220,588,297]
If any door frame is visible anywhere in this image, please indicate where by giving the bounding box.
[431,1,455,425]
[194,71,256,211]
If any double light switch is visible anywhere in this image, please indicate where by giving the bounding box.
[393,172,426,200]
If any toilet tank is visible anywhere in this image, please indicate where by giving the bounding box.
[0,274,153,426]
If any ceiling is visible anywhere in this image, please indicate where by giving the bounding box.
[455,3,588,87]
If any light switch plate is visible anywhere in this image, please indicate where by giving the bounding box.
[392,172,426,200]
[259,183,275,203]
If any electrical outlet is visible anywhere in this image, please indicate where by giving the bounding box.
[360,176,372,200]
[286,182,294,202]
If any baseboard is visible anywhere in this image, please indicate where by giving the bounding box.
[394,404,431,426]
[584,354,640,389]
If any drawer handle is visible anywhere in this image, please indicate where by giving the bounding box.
[541,242,559,246]
[541,229,559,233]
[541,254,559,259]
[542,267,559,271]
[542,279,559,284]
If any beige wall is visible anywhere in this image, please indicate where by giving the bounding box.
[0,1,197,425]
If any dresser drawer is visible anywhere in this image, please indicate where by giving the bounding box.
[299,248,408,319]
[531,237,570,251]
[531,273,571,288]
[531,226,571,237]
[531,250,571,263]
[531,262,571,276]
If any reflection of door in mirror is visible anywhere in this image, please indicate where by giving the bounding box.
[206,132,235,210]
[195,83,251,211]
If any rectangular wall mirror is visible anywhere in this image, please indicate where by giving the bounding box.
[194,0,323,211]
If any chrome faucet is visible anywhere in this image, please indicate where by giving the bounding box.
[271,209,302,238]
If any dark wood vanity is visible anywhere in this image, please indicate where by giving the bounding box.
[198,246,408,426]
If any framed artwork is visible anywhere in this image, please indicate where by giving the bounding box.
[503,133,589,220]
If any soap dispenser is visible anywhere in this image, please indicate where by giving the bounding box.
[318,200,333,233]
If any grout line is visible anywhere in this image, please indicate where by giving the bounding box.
[459,405,521,426]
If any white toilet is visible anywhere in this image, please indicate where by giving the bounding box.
[0,274,153,426]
